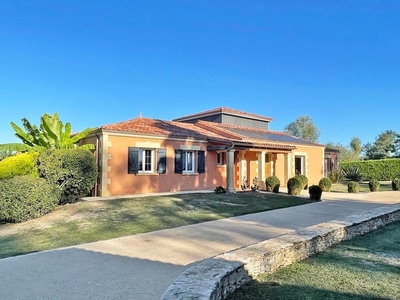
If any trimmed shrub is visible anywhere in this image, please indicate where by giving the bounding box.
[0,152,39,180]
[0,176,60,223]
[368,179,380,192]
[341,165,363,182]
[328,170,341,183]
[392,178,400,191]
[266,176,280,193]
[340,159,400,181]
[319,177,332,192]
[37,149,98,203]
[214,186,227,194]
[309,185,322,201]
[348,181,360,193]
[296,174,308,190]
[287,176,302,196]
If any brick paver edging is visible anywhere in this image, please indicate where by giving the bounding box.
[160,204,400,300]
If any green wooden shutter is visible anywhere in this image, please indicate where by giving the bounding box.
[157,148,167,174]
[175,149,183,174]
[197,150,205,173]
[128,147,139,174]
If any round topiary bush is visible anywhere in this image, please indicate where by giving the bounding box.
[287,176,302,196]
[368,179,380,192]
[0,152,39,180]
[37,149,98,203]
[0,176,60,223]
[266,176,280,193]
[348,181,360,193]
[319,177,332,192]
[296,174,308,190]
[308,185,322,201]
[392,178,400,191]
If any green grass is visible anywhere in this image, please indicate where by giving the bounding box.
[330,181,393,193]
[0,191,310,259]
[227,221,400,300]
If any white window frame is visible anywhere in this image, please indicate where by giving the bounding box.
[182,150,195,173]
[138,148,154,173]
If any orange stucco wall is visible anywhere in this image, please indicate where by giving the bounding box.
[275,145,324,186]
[103,134,226,196]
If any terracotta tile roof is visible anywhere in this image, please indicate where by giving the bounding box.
[100,117,222,140]
[195,121,325,147]
[173,107,274,122]
[99,115,323,150]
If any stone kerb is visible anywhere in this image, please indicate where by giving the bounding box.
[160,204,400,300]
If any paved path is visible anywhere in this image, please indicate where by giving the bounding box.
[0,191,399,300]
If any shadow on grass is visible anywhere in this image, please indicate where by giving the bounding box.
[228,281,392,300]
[0,192,312,259]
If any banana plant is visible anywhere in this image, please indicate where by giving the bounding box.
[0,113,96,152]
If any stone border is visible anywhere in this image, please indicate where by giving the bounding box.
[161,204,400,300]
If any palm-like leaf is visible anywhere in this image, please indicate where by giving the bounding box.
[0,143,32,152]
[4,112,96,151]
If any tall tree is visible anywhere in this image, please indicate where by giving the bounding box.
[0,113,96,152]
[284,115,320,142]
[350,137,362,156]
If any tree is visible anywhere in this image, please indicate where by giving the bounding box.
[284,115,320,142]
[363,130,400,159]
[0,113,96,152]
[350,137,362,156]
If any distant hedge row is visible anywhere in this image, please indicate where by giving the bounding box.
[340,159,400,181]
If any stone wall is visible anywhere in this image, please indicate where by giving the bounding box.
[161,204,400,300]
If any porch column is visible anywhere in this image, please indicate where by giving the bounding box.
[284,153,290,186]
[226,149,235,193]
[258,151,266,190]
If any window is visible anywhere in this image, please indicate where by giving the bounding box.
[295,156,305,175]
[139,149,153,172]
[128,147,166,174]
[175,149,205,174]
[182,151,194,172]
[217,152,225,165]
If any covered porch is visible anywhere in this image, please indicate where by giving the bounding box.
[208,141,296,192]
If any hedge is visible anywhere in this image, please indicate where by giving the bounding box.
[37,149,98,203]
[0,152,39,180]
[0,176,60,223]
[340,159,400,181]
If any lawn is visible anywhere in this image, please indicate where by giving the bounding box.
[0,191,311,259]
[330,181,393,193]
[227,220,400,300]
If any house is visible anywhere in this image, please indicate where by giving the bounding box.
[85,107,337,196]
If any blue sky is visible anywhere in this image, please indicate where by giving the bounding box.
[1,1,399,147]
